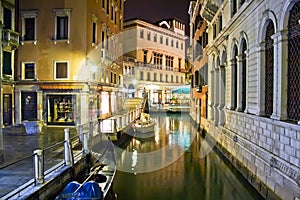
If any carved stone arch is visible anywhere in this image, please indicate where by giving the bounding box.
[280,0,299,30]
[220,45,227,66]
[216,55,221,69]
[258,10,278,43]
[238,31,248,55]
[230,39,239,59]
[101,23,107,31]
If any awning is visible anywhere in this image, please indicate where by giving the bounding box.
[40,85,83,90]
[171,85,191,94]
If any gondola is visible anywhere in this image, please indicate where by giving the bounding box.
[56,138,116,200]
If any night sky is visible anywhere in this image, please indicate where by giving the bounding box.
[124,0,190,35]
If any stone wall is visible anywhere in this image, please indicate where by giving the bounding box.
[201,112,300,200]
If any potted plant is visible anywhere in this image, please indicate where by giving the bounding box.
[23,118,44,135]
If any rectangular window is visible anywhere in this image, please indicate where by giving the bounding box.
[154,34,157,42]
[147,72,150,81]
[2,51,12,75]
[111,6,114,20]
[171,75,173,82]
[92,22,97,44]
[160,74,163,82]
[102,31,105,48]
[160,36,163,44]
[140,30,144,38]
[55,62,68,79]
[106,0,110,14]
[171,40,174,47]
[3,7,12,30]
[166,38,169,45]
[56,16,68,40]
[147,32,151,40]
[23,63,35,79]
[176,41,179,48]
[102,0,105,9]
[165,74,168,82]
[24,18,35,41]
[140,71,144,80]
[154,73,157,81]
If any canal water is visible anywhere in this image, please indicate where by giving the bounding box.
[112,113,263,200]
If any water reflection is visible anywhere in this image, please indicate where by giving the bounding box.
[113,113,263,200]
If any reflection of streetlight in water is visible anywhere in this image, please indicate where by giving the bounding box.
[131,149,137,174]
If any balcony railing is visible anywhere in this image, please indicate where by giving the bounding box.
[100,48,122,66]
[2,29,20,50]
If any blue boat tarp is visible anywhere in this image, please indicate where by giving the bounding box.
[172,85,191,94]
[56,181,103,200]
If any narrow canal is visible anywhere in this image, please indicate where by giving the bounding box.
[112,113,263,200]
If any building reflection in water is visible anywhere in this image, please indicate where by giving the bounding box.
[113,113,263,200]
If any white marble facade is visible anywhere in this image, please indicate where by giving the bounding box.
[192,0,300,199]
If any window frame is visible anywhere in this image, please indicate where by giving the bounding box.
[54,61,69,80]
[20,10,38,44]
[22,62,36,80]
[53,8,72,43]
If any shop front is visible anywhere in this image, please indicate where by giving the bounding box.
[46,94,76,125]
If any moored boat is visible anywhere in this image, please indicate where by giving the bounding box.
[132,113,156,134]
[56,138,116,200]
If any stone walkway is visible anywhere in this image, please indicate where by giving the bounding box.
[0,125,78,198]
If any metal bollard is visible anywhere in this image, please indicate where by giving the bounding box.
[34,149,44,184]
[83,132,89,154]
[64,128,71,165]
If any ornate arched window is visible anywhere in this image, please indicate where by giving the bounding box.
[241,39,247,111]
[287,2,300,122]
[264,21,275,117]
[232,45,238,110]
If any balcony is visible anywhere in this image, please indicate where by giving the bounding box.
[2,29,20,50]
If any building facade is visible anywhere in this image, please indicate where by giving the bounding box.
[191,0,300,199]
[123,19,188,106]
[0,0,19,154]
[1,0,19,127]
[15,0,123,126]
[188,1,208,125]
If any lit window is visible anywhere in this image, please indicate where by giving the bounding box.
[147,32,151,40]
[140,30,144,38]
[55,61,68,79]
[53,9,71,41]
[92,22,97,44]
[22,62,35,80]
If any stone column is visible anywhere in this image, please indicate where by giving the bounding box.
[227,59,236,110]
[80,84,89,125]
[218,65,225,126]
[37,91,43,121]
[14,89,21,125]
[208,70,214,120]
[214,68,219,125]
[271,30,288,120]
[257,42,266,115]
[236,54,243,112]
